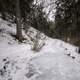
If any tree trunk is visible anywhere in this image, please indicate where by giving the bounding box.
[16,0,23,41]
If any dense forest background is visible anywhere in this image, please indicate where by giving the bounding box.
[0,0,80,47]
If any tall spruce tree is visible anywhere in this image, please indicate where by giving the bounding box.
[0,0,34,41]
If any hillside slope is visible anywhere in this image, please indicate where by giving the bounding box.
[0,19,80,80]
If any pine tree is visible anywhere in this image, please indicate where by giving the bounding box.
[0,0,34,42]
[16,0,22,41]
[55,0,80,46]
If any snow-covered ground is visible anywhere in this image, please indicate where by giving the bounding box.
[0,18,80,80]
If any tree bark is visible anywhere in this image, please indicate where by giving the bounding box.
[16,0,23,41]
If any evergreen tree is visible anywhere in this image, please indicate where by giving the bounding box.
[0,0,34,41]
[55,0,80,42]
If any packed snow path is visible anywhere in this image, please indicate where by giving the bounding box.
[30,39,80,80]
[0,38,80,80]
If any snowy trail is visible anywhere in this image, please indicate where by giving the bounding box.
[0,44,30,58]
[0,38,80,80]
[29,39,80,80]
[30,51,80,80]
